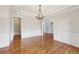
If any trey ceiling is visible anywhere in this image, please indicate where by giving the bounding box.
[11,5,76,17]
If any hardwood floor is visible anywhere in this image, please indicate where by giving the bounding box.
[0,33,79,54]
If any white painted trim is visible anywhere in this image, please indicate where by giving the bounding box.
[0,42,10,48]
[14,33,21,35]
[54,32,79,48]
[21,31,42,38]
[12,13,22,18]
[12,6,79,19]
[55,38,79,48]
[12,10,34,18]
[20,10,34,16]
[47,6,79,18]
[47,6,72,15]
[0,33,10,48]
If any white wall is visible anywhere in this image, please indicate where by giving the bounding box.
[21,15,42,38]
[0,6,10,48]
[52,8,79,48]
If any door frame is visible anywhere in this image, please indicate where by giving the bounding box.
[10,14,22,42]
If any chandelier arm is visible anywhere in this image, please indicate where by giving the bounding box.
[35,5,45,20]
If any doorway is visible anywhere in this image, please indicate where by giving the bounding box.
[50,22,53,33]
[49,22,53,39]
[10,17,21,49]
[43,20,53,39]
[13,17,21,39]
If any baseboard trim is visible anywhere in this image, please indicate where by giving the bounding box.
[54,38,79,48]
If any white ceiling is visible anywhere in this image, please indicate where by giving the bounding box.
[20,5,61,13]
[11,5,76,16]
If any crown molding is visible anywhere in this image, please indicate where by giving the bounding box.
[11,10,34,18]
[11,13,22,18]
[47,6,79,18]
[19,10,34,16]
[11,6,79,18]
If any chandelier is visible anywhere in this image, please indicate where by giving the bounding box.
[35,5,45,20]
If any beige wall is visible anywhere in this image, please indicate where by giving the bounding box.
[52,8,79,47]
[21,15,42,38]
[0,6,10,48]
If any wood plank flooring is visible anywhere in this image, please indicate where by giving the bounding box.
[0,33,79,54]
